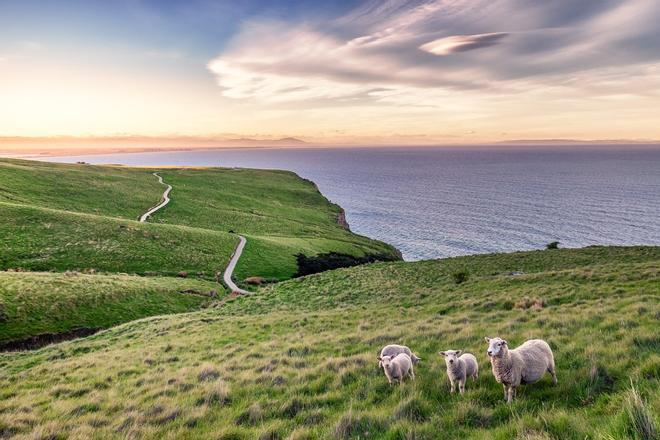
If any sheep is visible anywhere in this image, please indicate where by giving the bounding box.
[485,337,557,403]
[377,353,414,385]
[378,344,421,369]
[439,350,478,394]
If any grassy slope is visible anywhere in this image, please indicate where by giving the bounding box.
[0,202,237,277]
[0,272,222,343]
[0,247,657,439]
[153,168,399,280]
[0,159,399,280]
[0,158,162,219]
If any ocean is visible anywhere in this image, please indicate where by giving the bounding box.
[46,145,660,261]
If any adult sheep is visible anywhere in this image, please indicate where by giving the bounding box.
[378,344,421,369]
[485,337,557,403]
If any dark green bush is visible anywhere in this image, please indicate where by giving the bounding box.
[452,270,469,284]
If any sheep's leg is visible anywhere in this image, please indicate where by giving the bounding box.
[450,379,456,393]
[502,385,507,400]
[473,371,478,381]
[548,363,557,385]
[506,386,515,403]
[459,379,466,395]
[409,366,415,380]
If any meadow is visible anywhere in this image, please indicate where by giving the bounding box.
[0,157,398,353]
[0,271,222,345]
[0,159,398,282]
[0,246,657,439]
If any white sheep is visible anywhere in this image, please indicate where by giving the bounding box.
[439,350,478,394]
[378,344,421,369]
[377,353,414,385]
[485,337,557,403]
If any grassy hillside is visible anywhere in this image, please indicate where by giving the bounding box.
[0,272,222,345]
[0,158,163,219]
[0,202,237,276]
[0,158,399,280]
[149,168,399,280]
[0,247,657,439]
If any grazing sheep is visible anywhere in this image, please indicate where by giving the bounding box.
[439,350,478,394]
[378,344,421,369]
[377,353,414,385]
[485,337,557,403]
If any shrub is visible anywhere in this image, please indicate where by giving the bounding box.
[546,241,560,250]
[452,270,469,284]
[295,252,398,277]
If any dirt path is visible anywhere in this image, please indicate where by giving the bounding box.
[139,173,249,294]
[223,234,250,294]
[139,172,172,222]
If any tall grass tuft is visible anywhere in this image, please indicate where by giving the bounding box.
[623,383,658,440]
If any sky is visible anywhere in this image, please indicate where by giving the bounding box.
[1,0,660,146]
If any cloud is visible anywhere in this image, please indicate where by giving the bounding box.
[207,0,660,104]
[420,33,508,56]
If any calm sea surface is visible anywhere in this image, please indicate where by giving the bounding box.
[47,146,660,261]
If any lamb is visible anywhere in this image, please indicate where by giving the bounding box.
[485,337,557,403]
[439,350,478,394]
[377,353,415,385]
[378,344,421,369]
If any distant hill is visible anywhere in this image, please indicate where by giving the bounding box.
[222,136,307,146]
[0,135,309,156]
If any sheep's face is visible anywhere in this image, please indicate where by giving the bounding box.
[439,350,462,366]
[485,337,507,357]
[378,355,395,370]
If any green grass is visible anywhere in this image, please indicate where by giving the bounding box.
[0,272,223,344]
[0,158,399,280]
[0,246,657,438]
[0,158,162,219]
[151,168,400,280]
[0,202,237,277]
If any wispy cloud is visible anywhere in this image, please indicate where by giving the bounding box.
[207,0,660,105]
[420,33,508,56]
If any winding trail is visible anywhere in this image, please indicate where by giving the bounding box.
[139,172,249,294]
[139,172,172,222]
[223,234,250,294]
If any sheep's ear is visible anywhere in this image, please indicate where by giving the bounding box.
[484,337,491,343]
[502,340,507,346]
[456,350,462,356]
[439,351,446,356]
[377,356,382,361]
